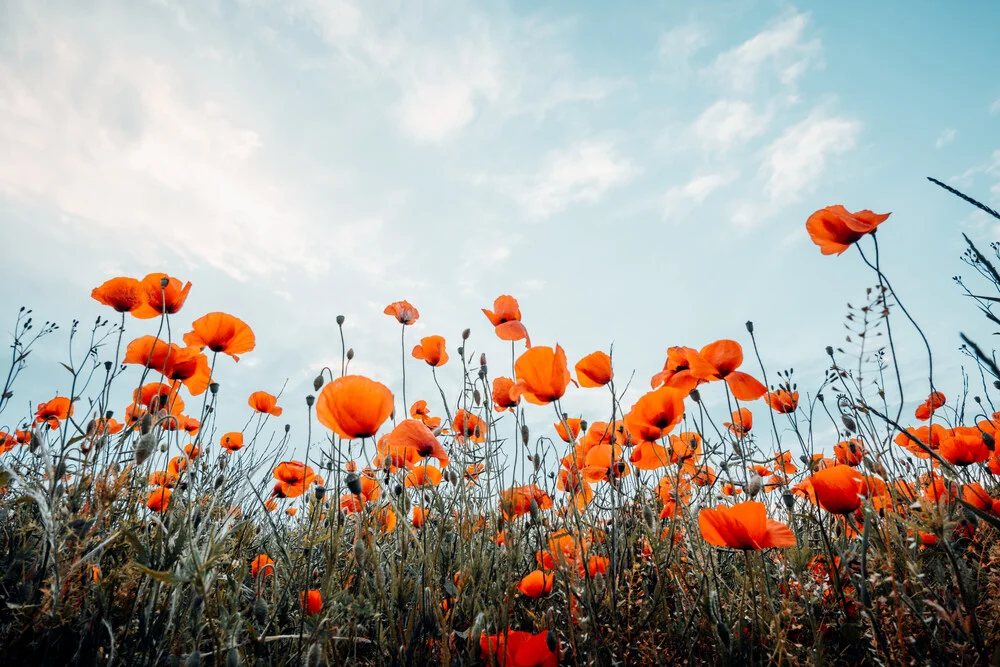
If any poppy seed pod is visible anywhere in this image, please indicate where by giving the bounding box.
[284,424,290,433]
[745,321,753,333]
[210,382,220,395]
[825,345,834,356]
[159,277,170,289]
[642,505,655,531]
[521,424,529,446]
[253,597,268,625]
[456,346,464,357]
[529,499,540,522]
[689,389,701,403]
[462,328,470,340]
[580,419,588,432]
[346,348,354,361]
[782,490,795,510]
[140,413,153,435]
[983,432,995,448]
[345,472,362,496]
[306,395,315,408]
[336,315,345,326]
[842,414,857,433]
[214,475,224,490]
[315,485,326,501]
[313,374,324,391]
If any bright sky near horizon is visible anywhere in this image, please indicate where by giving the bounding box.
[1,0,999,464]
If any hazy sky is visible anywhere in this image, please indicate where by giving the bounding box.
[1,0,999,466]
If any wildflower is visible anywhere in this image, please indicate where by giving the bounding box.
[809,465,863,514]
[412,506,428,528]
[629,441,673,470]
[409,400,442,429]
[483,295,530,346]
[183,312,256,361]
[517,570,555,598]
[272,461,323,498]
[146,488,172,512]
[492,377,519,411]
[805,205,891,255]
[698,501,796,550]
[382,419,450,467]
[833,438,865,466]
[251,554,275,578]
[130,273,193,319]
[938,426,991,466]
[511,345,571,405]
[384,300,419,325]
[915,391,946,420]
[405,465,442,488]
[36,396,74,428]
[452,410,485,443]
[316,375,394,440]
[575,351,613,388]
[692,340,768,401]
[554,417,582,443]
[480,630,558,667]
[248,390,283,416]
[220,432,244,452]
[651,346,714,393]
[91,277,146,314]
[301,589,322,616]
[721,483,742,496]
[412,335,449,366]
[724,407,752,437]
[500,485,553,520]
[765,388,798,414]
[624,385,685,443]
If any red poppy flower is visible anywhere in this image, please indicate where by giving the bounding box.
[492,377,519,411]
[248,390,282,416]
[483,295,530,346]
[383,419,450,468]
[693,340,767,401]
[518,570,555,598]
[36,396,74,429]
[809,465,863,514]
[405,465,443,488]
[315,375,394,440]
[220,432,244,452]
[575,351,613,388]
[698,501,796,550]
[624,385,685,443]
[146,488,172,512]
[915,391,946,421]
[412,335,449,366]
[91,277,147,314]
[132,273,193,319]
[409,400,442,429]
[500,485,553,520]
[452,409,485,444]
[412,506,429,528]
[650,346,714,393]
[511,345,571,405]
[384,300,419,325]
[251,554,275,578]
[806,205,891,255]
[724,408,752,437]
[272,461,323,498]
[833,438,865,466]
[938,426,991,466]
[301,589,322,615]
[183,312,256,361]
[554,417,582,443]
[765,388,799,414]
[480,630,558,667]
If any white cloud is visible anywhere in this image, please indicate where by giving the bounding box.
[710,13,821,93]
[663,172,735,219]
[659,23,708,62]
[991,98,1000,115]
[935,128,956,148]
[692,100,771,151]
[762,113,860,205]
[512,141,638,219]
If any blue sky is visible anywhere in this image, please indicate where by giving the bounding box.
[1,0,999,465]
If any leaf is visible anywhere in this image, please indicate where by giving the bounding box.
[133,563,188,586]
[59,362,75,374]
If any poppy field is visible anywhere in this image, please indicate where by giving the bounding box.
[3,182,1000,666]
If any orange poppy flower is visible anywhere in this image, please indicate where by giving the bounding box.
[383,419,451,467]
[146,488,172,512]
[183,312,256,361]
[650,346,714,393]
[500,485,553,520]
[575,351,613,388]
[724,408,752,437]
[91,277,147,314]
[384,300,419,325]
[492,376,520,411]
[248,390,282,417]
[251,554,275,578]
[480,630,558,667]
[411,506,430,528]
[511,345,571,405]
[376,506,397,532]
[483,295,530,346]
[765,388,799,414]
[36,396,74,429]
[915,391,946,421]
[412,335,449,367]
[629,441,673,470]
[405,465,442,488]
[301,589,322,615]
[938,426,991,466]
[409,400,442,429]
[722,483,742,496]
[806,205,891,256]
[220,432,244,452]
[670,432,703,464]
[698,501,796,550]
[183,444,200,459]
[134,382,184,414]
[315,375,394,440]
[272,461,323,498]
[0,432,17,454]
[264,498,278,512]
[693,340,767,401]
[809,465,863,514]
[465,463,486,484]
[131,273,193,319]
[557,465,596,510]
[554,417,583,443]
[773,451,797,474]
[517,570,555,598]
[624,385,685,443]
[285,507,297,516]
[124,335,174,372]
[894,424,946,458]
[833,438,865,466]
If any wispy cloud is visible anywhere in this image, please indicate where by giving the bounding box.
[935,128,956,148]
[663,172,736,220]
[692,100,772,151]
[710,13,822,93]
[762,113,859,204]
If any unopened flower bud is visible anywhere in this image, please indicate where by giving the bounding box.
[747,475,762,498]
[315,485,326,501]
[745,321,754,334]
[346,348,354,361]
[457,346,464,357]
[336,315,345,326]
[521,424,529,446]
[825,346,834,356]
[462,328,470,340]
[313,374,324,391]
[209,382,220,395]
[346,473,362,496]
[782,491,795,510]
[480,353,487,367]
[473,389,481,406]
[306,395,315,407]
[160,277,170,289]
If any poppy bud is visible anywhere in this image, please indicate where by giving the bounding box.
[580,420,588,432]
[457,346,464,357]
[210,382,220,395]
[994,380,1000,390]
[480,353,487,367]
[393,483,403,497]
[825,346,834,356]
[473,389,481,406]
[521,424,529,446]
[529,499,540,522]
[745,321,754,334]
[816,393,824,403]
[747,475,762,498]
[284,424,290,433]
[346,473,362,496]
[642,505,655,531]
[215,475,225,490]
[306,395,315,407]
[139,413,153,435]
[546,630,559,654]
[842,414,857,433]
[134,433,156,464]
[253,597,268,625]
[315,485,326,501]
[984,432,995,448]
[225,648,240,667]
[336,315,345,326]
[346,348,354,361]
[462,328,470,340]
[313,374,324,391]
[689,389,701,403]
[85,418,97,436]
[104,360,113,372]
[782,491,795,510]
[531,454,541,471]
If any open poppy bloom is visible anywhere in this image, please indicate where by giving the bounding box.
[384,300,419,325]
[492,377,520,411]
[220,432,244,452]
[483,295,530,346]
[132,273,193,319]
[272,461,323,498]
[629,441,673,470]
[698,501,796,550]
[36,396,74,429]
[805,205,891,255]
[692,340,767,401]
[765,388,799,414]
[518,570,555,598]
[480,630,558,667]
[248,390,282,416]
[412,335,449,366]
[724,408,753,437]
[316,375,395,440]
[500,485,553,520]
[575,351,613,388]
[938,426,991,466]
[650,346,714,393]
[146,488,172,512]
[833,438,865,466]
[183,312,256,361]
[409,400,442,429]
[554,417,582,443]
[382,419,450,467]
[624,385,685,443]
[301,589,322,615]
[91,277,146,314]
[510,345,570,405]
[405,465,442,488]
[251,554,275,578]
[915,391,946,421]
[809,465,863,514]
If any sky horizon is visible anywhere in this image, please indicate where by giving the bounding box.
[1,0,999,474]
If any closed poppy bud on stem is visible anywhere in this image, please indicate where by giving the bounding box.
[313,374,324,391]
[745,321,754,334]
[480,353,487,367]
[346,348,354,360]
[521,424,529,446]
[336,315,345,326]
[457,346,464,357]
[306,395,315,407]
[462,328,470,340]
[473,389,481,406]
[547,631,558,653]
[782,491,795,510]
[825,346,834,356]
[346,472,362,496]
[315,485,326,501]
[210,383,219,395]
[690,389,701,403]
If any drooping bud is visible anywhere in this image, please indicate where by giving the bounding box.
[746,474,762,498]
[480,353,487,367]
[209,382,220,395]
[313,374,324,391]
